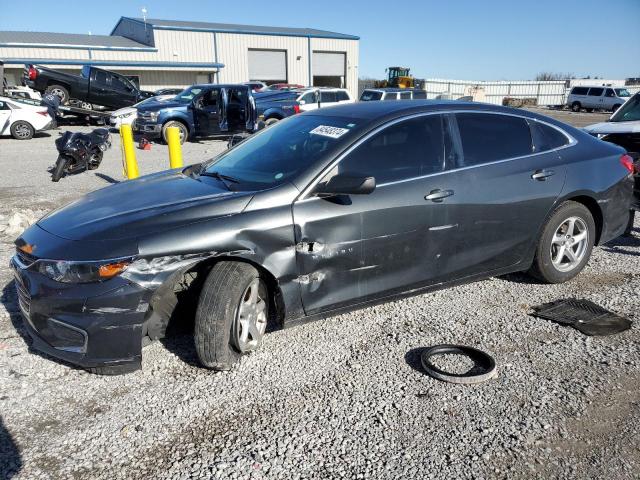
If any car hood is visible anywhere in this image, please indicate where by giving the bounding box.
[38,170,254,242]
[583,121,640,135]
[113,106,136,116]
[137,99,184,112]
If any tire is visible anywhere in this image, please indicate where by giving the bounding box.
[10,121,34,140]
[612,104,622,113]
[264,117,280,127]
[586,108,594,113]
[51,155,70,182]
[45,84,69,104]
[194,262,269,370]
[571,102,581,112]
[162,120,188,144]
[528,201,596,284]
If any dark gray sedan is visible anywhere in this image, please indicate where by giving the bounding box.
[12,101,634,374]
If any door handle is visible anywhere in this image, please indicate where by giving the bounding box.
[531,169,555,181]
[425,189,454,202]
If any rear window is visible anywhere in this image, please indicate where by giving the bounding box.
[360,90,383,101]
[571,87,588,95]
[588,88,604,96]
[530,121,570,152]
[456,113,533,166]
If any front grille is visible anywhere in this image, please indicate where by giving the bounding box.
[15,277,31,316]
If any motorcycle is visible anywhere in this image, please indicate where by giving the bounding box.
[51,128,111,182]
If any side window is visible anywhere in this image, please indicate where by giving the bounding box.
[203,90,219,107]
[331,115,446,184]
[336,90,350,101]
[383,92,397,101]
[412,90,426,99]
[111,75,132,93]
[588,87,604,97]
[93,70,108,85]
[300,91,317,104]
[320,91,337,103]
[399,92,411,100]
[571,87,588,95]
[455,113,532,166]
[605,88,616,97]
[530,121,570,152]
[0,101,8,110]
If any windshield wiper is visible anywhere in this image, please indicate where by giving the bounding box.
[199,171,241,189]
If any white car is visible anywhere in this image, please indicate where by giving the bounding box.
[4,85,42,101]
[583,91,640,153]
[109,95,175,130]
[296,87,354,112]
[0,96,53,140]
[567,86,632,113]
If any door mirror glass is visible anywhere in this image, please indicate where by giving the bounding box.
[314,174,376,196]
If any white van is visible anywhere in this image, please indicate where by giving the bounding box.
[567,86,632,113]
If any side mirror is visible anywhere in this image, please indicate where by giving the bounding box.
[314,174,376,197]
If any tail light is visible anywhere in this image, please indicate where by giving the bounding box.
[36,110,49,117]
[620,154,634,174]
[293,104,300,114]
[28,66,37,81]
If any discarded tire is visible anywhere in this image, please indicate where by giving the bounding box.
[420,344,497,384]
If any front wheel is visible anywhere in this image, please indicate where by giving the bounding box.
[195,262,269,370]
[528,201,595,283]
[571,102,581,112]
[162,120,188,144]
[51,155,70,182]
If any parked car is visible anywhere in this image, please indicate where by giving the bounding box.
[296,87,354,111]
[136,84,256,143]
[0,96,53,139]
[109,95,176,130]
[4,85,41,101]
[360,88,427,101]
[244,82,267,92]
[263,83,305,91]
[12,101,633,374]
[254,89,302,125]
[567,86,632,113]
[24,64,154,109]
[583,91,640,153]
[153,88,184,96]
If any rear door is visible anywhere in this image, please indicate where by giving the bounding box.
[319,90,338,108]
[433,112,569,279]
[193,88,221,136]
[586,87,604,109]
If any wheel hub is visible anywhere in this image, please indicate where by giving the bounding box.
[232,278,267,353]
[550,216,588,272]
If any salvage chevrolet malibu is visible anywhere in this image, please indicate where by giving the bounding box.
[12,101,634,374]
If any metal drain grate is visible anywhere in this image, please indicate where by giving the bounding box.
[531,299,632,336]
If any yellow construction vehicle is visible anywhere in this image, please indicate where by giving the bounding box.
[375,67,421,89]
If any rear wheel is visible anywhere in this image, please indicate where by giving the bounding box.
[51,155,70,182]
[195,262,269,370]
[265,117,280,126]
[162,120,188,144]
[10,121,34,140]
[528,201,595,283]
[571,102,581,112]
[45,84,69,104]
[612,104,622,113]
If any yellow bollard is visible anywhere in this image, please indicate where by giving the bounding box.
[166,126,183,169]
[120,124,139,179]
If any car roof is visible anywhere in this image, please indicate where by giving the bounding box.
[363,88,424,93]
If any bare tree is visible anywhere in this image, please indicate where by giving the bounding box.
[535,72,575,81]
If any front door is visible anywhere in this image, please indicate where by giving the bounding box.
[292,114,455,315]
[0,101,12,135]
[193,88,221,136]
[299,90,319,111]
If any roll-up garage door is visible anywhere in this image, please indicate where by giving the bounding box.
[248,49,287,82]
[312,52,346,76]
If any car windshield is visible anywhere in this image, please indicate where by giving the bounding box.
[174,87,204,104]
[201,115,364,190]
[615,88,631,97]
[610,93,640,122]
[360,91,383,101]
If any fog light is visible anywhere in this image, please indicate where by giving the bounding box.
[46,318,87,353]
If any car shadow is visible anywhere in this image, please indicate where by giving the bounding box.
[498,272,542,285]
[0,416,22,479]
[601,233,640,257]
[0,280,83,372]
[158,291,200,368]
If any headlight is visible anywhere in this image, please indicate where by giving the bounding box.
[119,112,134,119]
[142,111,159,121]
[36,259,131,283]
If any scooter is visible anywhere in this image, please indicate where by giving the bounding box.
[51,128,111,182]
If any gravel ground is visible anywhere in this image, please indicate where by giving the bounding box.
[1,110,638,480]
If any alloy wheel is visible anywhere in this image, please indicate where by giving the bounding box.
[232,278,268,352]
[14,124,31,139]
[550,216,589,272]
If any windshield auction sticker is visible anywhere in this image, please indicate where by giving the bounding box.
[309,125,350,139]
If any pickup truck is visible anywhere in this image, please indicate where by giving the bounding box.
[24,64,153,109]
[136,84,257,143]
[253,90,301,125]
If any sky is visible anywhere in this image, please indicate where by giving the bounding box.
[1,0,638,80]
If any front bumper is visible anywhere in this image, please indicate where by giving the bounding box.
[11,254,152,370]
[135,121,162,137]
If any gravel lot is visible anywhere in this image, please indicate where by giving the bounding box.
[1,109,638,480]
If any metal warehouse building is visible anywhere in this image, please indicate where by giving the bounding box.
[0,17,360,97]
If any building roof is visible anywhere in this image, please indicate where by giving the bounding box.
[126,17,359,40]
[0,31,154,50]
